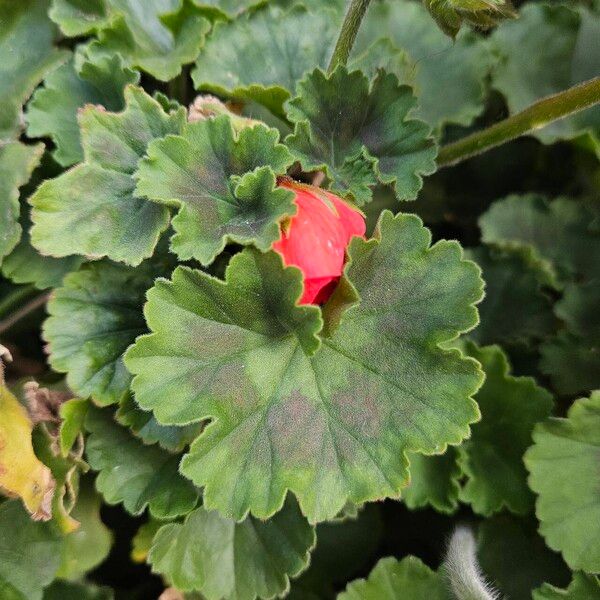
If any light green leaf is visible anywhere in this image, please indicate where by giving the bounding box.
[135,115,294,265]
[0,500,63,600]
[149,497,315,600]
[30,86,184,266]
[85,406,200,518]
[126,212,483,523]
[533,573,600,600]
[59,398,89,457]
[285,66,437,204]
[0,141,43,262]
[49,0,112,36]
[338,556,449,600]
[44,257,171,406]
[477,515,570,600]
[117,393,202,453]
[458,342,553,516]
[355,0,496,130]
[490,3,600,153]
[43,581,114,600]
[0,0,69,139]
[85,0,211,81]
[192,5,338,120]
[479,194,600,285]
[57,482,113,579]
[403,447,460,514]
[540,281,600,395]
[525,391,600,573]
[465,246,556,346]
[26,53,140,167]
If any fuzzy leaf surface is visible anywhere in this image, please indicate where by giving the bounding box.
[149,498,315,600]
[285,66,437,204]
[459,343,553,516]
[525,391,600,573]
[135,115,294,265]
[26,54,139,167]
[85,406,199,518]
[30,86,184,266]
[126,212,483,523]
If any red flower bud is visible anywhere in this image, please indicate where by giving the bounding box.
[273,178,366,305]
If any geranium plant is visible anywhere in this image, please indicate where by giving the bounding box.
[0,0,599,598]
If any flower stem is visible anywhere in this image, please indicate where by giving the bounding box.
[437,76,600,168]
[328,0,373,73]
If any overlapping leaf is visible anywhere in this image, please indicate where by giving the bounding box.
[540,281,600,395]
[285,66,437,205]
[27,53,139,167]
[534,573,600,600]
[30,86,184,266]
[0,501,63,600]
[479,195,600,286]
[126,212,483,523]
[0,0,68,139]
[458,343,553,516]
[0,141,43,262]
[339,556,448,600]
[355,0,496,130]
[44,257,172,406]
[192,5,338,120]
[135,115,295,265]
[465,246,555,347]
[490,3,600,153]
[525,391,600,573]
[52,0,211,81]
[85,406,199,518]
[149,497,315,600]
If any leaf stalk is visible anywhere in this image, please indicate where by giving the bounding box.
[328,0,373,73]
[437,76,600,168]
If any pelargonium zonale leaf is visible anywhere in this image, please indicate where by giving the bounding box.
[125,211,483,523]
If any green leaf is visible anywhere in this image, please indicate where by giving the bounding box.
[479,194,600,285]
[56,481,113,579]
[338,556,449,600]
[524,391,600,573]
[477,515,570,600]
[533,573,600,600]
[49,0,111,36]
[148,497,315,600]
[131,518,162,563]
[85,0,211,81]
[126,212,483,523]
[85,406,200,518]
[285,66,437,204]
[30,86,184,266]
[59,398,89,457]
[0,500,63,600]
[44,257,171,406]
[403,447,460,514]
[490,3,600,153]
[117,393,202,453]
[26,53,140,167]
[43,581,114,600]
[465,246,556,346]
[0,0,69,139]
[458,343,553,516]
[135,115,294,265]
[355,0,496,130]
[192,5,338,120]
[423,0,515,39]
[0,141,43,262]
[540,281,600,395]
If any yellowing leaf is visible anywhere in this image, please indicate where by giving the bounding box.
[0,383,55,520]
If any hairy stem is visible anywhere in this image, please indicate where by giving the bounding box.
[437,76,600,168]
[328,0,372,73]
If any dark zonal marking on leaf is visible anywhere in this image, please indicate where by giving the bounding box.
[126,212,483,523]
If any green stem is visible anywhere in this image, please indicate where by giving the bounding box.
[328,0,373,73]
[437,76,600,168]
[0,287,50,335]
[0,284,37,320]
